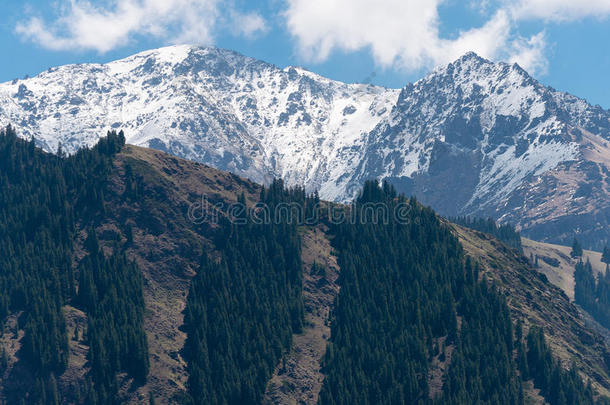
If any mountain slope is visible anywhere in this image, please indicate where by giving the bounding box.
[93,144,263,403]
[522,238,607,299]
[103,146,610,403]
[361,52,610,248]
[1,131,610,404]
[455,226,610,398]
[1,46,609,247]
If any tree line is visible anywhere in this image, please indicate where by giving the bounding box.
[449,215,522,251]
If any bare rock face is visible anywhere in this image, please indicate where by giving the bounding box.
[1,48,608,247]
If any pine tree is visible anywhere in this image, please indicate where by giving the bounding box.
[574,259,610,331]
[602,245,610,264]
[571,237,583,258]
[525,326,595,405]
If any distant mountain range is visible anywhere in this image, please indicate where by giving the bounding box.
[0,45,608,247]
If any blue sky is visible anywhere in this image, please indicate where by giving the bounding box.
[1,0,610,108]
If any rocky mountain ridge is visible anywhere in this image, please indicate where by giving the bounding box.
[0,46,608,246]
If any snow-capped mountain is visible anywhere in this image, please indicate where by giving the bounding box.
[0,45,399,194]
[0,46,608,247]
[351,52,610,247]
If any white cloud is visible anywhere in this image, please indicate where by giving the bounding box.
[17,0,610,77]
[284,0,442,66]
[507,31,548,74]
[510,0,610,21]
[431,10,513,67]
[230,10,269,39]
[15,0,267,53]
[284,0,548,75]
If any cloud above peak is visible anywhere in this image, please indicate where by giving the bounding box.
[14,0,610,77]
[15,0,267,53]
[284,0,549,75]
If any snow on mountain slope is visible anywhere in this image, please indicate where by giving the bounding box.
[0,46,609,247]
[344,52,610,247]
[352,53,584,205]
[0,45,398,190]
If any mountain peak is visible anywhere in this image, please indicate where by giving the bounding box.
[436,51,538,81]
[106,44,269,74]
[123,43,194,63]
[420,49,537,91]
[455,51,488,63]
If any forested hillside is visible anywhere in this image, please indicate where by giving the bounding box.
[0,127,609,404]
[0,125,72,403]
[183,181,311,404]
[0,126,147,404]
[319,182,521,404]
